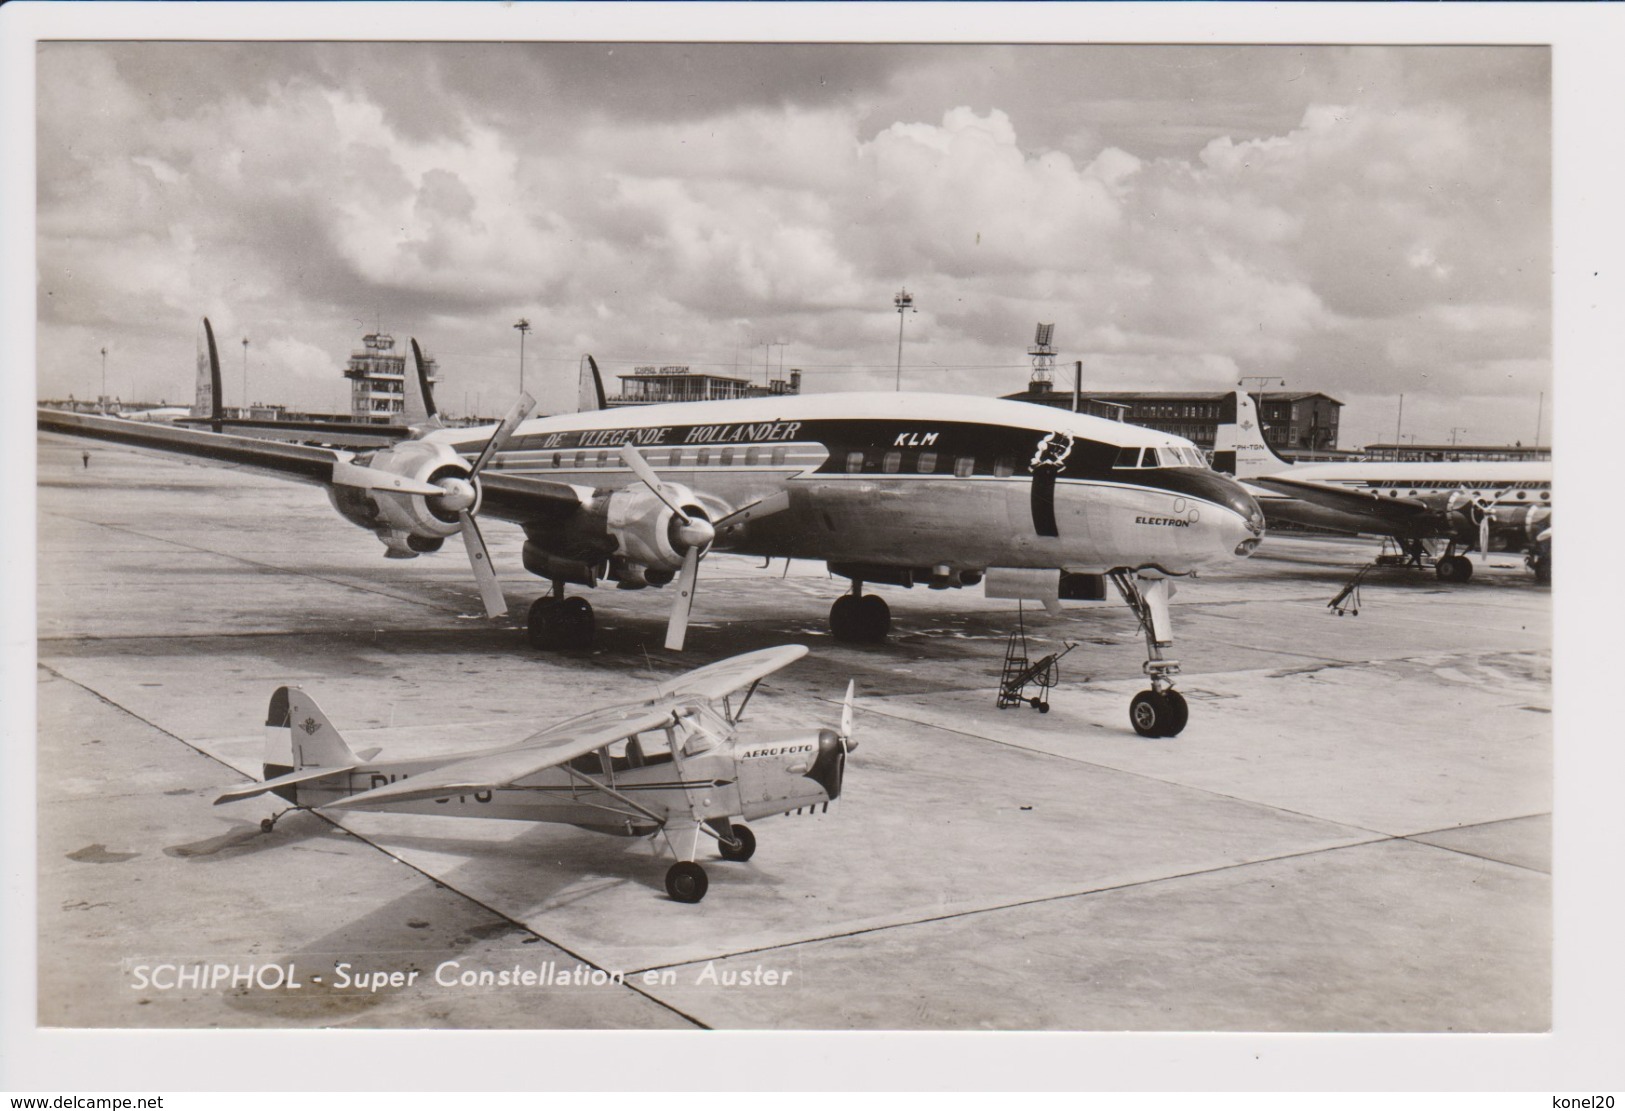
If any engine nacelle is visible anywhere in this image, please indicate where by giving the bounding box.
[325,440,476,559]
[604,483,712,572]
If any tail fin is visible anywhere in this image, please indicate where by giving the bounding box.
[263,685,364,771]
[405,338,444,428]
[194,317,223,429]
[1212,389,1294,477]
[578,355,607,412]
[215,687,375,807]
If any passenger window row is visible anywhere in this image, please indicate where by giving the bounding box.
[842,451,1017,477]
[547,445,793,469]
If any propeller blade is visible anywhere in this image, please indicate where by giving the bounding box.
[619,443,693,524]
[1480,510,1492,562]
[458,509,509,619]
[839,679,857,751]
[715,490,792,533]
[665,544,700,651]
[467,392,536,478]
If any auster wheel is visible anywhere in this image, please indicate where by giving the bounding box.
[718,824,756,862]
[1130,690,1170,738]
[665,861,709,903]
[1159,689,1189,737]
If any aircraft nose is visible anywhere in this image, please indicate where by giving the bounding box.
[803,729,845,801]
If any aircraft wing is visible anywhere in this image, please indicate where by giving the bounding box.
[324,700,689,810]
[42,407,347,487]
[657,645,810,701]
[39,408,585,522]
[1251,475,1433,521]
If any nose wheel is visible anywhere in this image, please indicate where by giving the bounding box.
[1129,687,1189,738]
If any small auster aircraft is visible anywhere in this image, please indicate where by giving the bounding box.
[214,645,851,902]
[40,318,1269,738]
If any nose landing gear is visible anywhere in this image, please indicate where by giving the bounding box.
[1109,571,1189,738]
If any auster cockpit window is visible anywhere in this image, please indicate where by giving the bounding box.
[673,705,726,756]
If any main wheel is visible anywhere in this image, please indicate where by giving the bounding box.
[528,596,596,650]
[829,594,861,641]
[718,824,756,862]
[1130,690,1175,738]
[1159,689,1189,737]
[1436,555,1473,583]
[856,593,891,642]
[665,861,709,903]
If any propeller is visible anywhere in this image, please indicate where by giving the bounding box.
[451,392,536,616]
[838,679,858,752]
[618,443,791,650]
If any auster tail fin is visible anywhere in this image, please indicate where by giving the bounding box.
[264,685,364,771]
[1212,389,1295,478]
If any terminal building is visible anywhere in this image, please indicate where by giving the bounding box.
[1001,324,1345,458]
[607,364,801,407]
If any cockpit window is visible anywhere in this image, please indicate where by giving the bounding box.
[673,705,727,756]
[1114,445,1208,470]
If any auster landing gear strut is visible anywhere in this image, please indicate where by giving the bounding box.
[1108,571,1190,738]
[527,580,595,651]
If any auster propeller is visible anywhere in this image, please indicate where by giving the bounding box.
[213,645,854,903]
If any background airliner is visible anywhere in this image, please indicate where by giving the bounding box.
[1213,390,1551,583]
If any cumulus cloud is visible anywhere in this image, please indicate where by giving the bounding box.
[35,42,1549,444]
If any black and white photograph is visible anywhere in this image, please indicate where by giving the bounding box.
[6,1,1621,1095]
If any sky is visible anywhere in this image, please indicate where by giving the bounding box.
[34,40,1552,449]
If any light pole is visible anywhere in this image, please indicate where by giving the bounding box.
[893,288,914,391]
[513,318,532,395]
[99,346,107,410]
[762,340,786,387]
[241,337,249,415]
[1449,427,1467,448]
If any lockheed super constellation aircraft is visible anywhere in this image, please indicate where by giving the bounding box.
[1213,390,1551,583]
[216,645,850,902]
[39,323,1266,737]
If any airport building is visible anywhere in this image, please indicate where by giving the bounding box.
[343,331,442,423]
[607,364,801,407]
[1004,379,1345,457]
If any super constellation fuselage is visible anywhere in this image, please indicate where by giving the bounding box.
[423,391,1265,579]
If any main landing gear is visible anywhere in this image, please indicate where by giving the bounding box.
[829,581,890,644]
[662,820,758,903]
[1434,546,1474,584]
[527,583,595,651]
[1108,571,1189,738]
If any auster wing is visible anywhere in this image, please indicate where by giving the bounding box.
[1250,474,1433,520]
[656,644,809,702]
[324,701,690,810]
